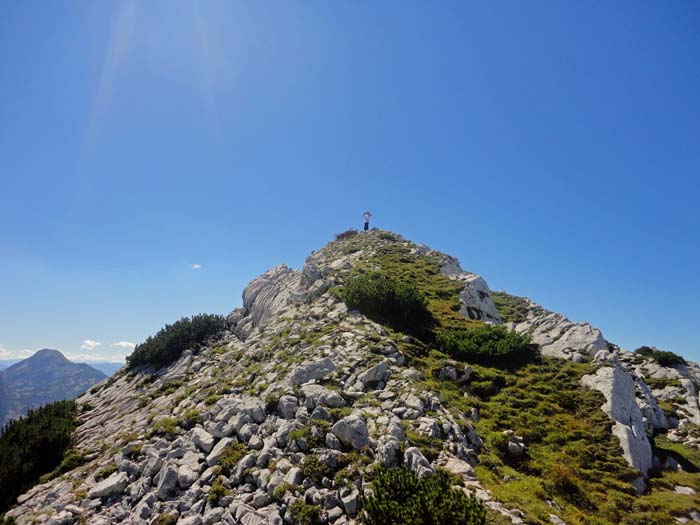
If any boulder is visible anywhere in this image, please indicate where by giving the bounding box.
[301,384,346,409]
[156,463,179,500]
[277,395,298,419]
[331,414,369,449]
[177,516,202,525]
[289,357,337,385]
[88,471,129,499]
[191,428,215,453]
[404,447,434,478]
[357,360,390,388]
[206,437,235,466]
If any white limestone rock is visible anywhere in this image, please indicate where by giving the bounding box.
[404,447,435,478]
[88,472,129,499]
[242,264,301,328]
[331,414,370,449]
[581,364,653,491]
[289,357,336,385]
[509,297,608,360]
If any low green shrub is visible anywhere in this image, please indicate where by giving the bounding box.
[209,475,229,502]
[288,499,320,525]
[153,513,178,525]
[634,346,686,367]
[335,229,359,241]
[180,409,202,428]
[491,291,531,323]
[340,272,434,338]
[546,463,593,509]
[300,455,333,484]
[95,463,117,481]
[151,417,179,437]
[219,442,248,473]
[364,467,486,525]
[127,314,226,369]
[436,325,538,368]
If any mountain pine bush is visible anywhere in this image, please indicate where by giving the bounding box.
[335,229,359,240]
[340,273,434,338]
[634,346,686,367]
[363,467,486,525]
[0,400,78,513]
[127,314,226,369]
[436,325,538,367]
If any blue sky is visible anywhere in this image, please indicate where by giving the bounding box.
[1,1,698,363]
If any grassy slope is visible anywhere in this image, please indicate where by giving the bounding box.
[334,231,700,524]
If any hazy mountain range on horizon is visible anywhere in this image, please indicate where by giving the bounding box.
[0,349,108,428]
[0,358,123,377]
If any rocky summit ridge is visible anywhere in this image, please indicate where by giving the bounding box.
[5,230,700,525]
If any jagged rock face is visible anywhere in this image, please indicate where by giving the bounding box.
[623,355,700,427]
[581,364,653,492]
[507,299,608,361]
[241,265,301,330]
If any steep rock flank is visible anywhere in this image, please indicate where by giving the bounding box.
[623,353,700,427]
[240,265,301,330]
[581,364,653,493]
[505,297,608,361]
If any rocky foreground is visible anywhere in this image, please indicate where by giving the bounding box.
[6,230,700,524]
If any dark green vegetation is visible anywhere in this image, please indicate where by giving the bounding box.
[335,228,359,241]
[337,234,538,367]
[634,346,686,367]
[288,499,320,525]
[127,314,226,369]
[0,400,78,513]
[340,273,434,338]
[153,513,178,525]
[219,442,249,473]
[436,325,539,368]
[363,466,486,525]
[491,291,530,323]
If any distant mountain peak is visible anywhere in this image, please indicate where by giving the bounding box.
[30,348,68,361]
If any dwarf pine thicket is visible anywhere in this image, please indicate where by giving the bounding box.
[634,345,686,367]
[126,314,226,370]
[364,466,486,525]
[0,400,79,514]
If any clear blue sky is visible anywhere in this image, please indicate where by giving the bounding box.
[1,1,698,363]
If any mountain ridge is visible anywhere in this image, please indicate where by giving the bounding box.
[3,229,699,524]
[0,349,107,428]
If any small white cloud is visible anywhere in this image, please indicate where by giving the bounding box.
[192,263,202,269]
[0,344,10,360]
[81,339,102,351]
[18,349,34,358]
[111,341,136,350]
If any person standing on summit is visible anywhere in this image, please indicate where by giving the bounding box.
[363,210,372,231]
